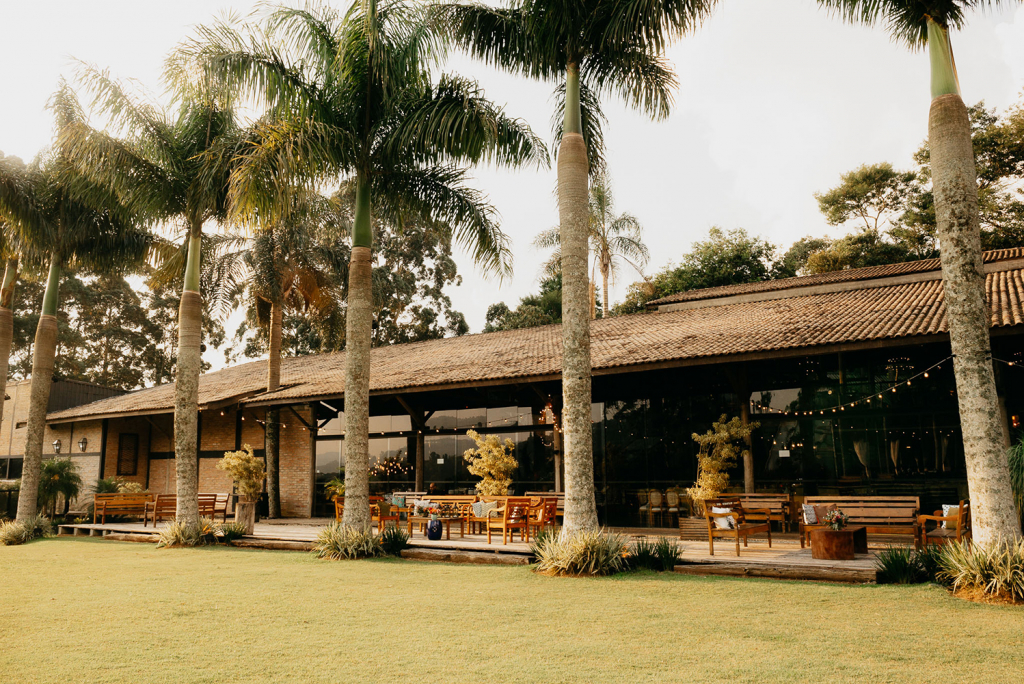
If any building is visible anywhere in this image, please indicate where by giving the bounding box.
[33,248,1024,525]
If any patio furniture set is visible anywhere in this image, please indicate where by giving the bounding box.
[92,492,230,525]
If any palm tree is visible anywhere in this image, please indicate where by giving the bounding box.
[818,1,1021,545]
[38,458,84,518]
[204,189,349,518]
[0,85,152,520]
[0,153,25,446]
[535,172,649,318]
[58,67,239,525]
[441,0,715,534]
[179,1,545,529]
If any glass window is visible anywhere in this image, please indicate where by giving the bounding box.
[315,440,342,481]
[487,407,518,428]
[369,416,392,434]
[392,415,411,432]
[458,408,486,429]
[426,410,457,430]
[319,415,343,435]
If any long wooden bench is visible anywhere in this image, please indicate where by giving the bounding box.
[799,496,919,547]
[93,493,154,524]
[726,493,793,531]
[143,493,230,526]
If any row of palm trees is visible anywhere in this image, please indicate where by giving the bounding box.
[1,0,1020,546]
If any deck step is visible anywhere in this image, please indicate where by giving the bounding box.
[401,547,531,565]
[674,561,877,584]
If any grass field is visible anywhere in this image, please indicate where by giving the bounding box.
[2,538,1022,683]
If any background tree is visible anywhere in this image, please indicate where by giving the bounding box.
[0,151,27,437]
[37,458,83,518]
[819,0,1022,544]
[442,0,717,535]
[184,1,544,529]
[484,273,562,331]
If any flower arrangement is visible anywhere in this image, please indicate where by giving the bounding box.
[414,503,440,519]
[822,509,850,531]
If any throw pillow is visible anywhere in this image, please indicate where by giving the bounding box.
[812,504,837,524]
[392,495,405,509]
[481,501,499,517]
[710,506,735,530]
[471,501,485,518]
[942,504,959,530]
[802,504,817,525]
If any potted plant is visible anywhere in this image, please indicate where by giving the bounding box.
[217,444,265,535]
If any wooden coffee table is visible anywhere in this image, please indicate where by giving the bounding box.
[809,526,867,560]
[407,516,465,540]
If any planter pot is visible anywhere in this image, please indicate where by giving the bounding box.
[235,500,257,535]
[425,519,443,541]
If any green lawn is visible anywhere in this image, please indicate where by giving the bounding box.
[1,539,1022,683]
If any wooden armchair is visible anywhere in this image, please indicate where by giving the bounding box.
[333,496,344,521]
[917,500,971,549]
[528,497,558,538]
[704,497,772,557]
[487,497,531,544]
[372,500,400,532]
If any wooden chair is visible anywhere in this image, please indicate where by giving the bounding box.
[917,500,971,549]
[143,494,175,527]
[728,493,793,531]
[198,493,229,523]
[487,497,531,544]
[704,497,772,557]
[333,496,344,521]
[528,497,558,538]
[665,490,686,526]
[372,500,400,532]
[647,490,666,526]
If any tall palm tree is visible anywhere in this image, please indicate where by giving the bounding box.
[58,66,239,525]
[180,1,545,529]
[535,172,649,318]
[441,0,716,535]
[204,189,349,518]
[818,1,1021,545]
[0,153,25,445]
[0,85,152,520]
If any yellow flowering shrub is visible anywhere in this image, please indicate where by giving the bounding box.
[686,415,758,515]
[217,444,265,503]
[463,429,518,496]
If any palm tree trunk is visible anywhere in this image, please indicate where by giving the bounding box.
[265,300,282,518]
[601,260,610,319]
[342,174,373,530]
[558,62,598,536]
[16,254,60,520]
[0,257,19,449]
[928,20,1020,545]
[173,231,202,525]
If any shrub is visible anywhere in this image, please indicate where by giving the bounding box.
[938,539,1024,602]
[626,537,659,571]
[219,522,248,543]
[323,477,345,501]
[156,517,220,548]
[875,546,921,584]
[378,525,410,556]
[217,445,265,503]
[1010,438,1024,530]
[533,529,627,576]
[0,514,52,546]
[654,537,682,571]
[38,459,83,518]
[915,544,945,583]
[463,430,518,496]
[312,523,381,560]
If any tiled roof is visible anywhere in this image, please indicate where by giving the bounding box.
[47,254,1024,422]
[645,247,1024,306]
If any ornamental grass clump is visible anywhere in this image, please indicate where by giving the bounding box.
[378,525,410,556]
[686,415,757,516]
[219,522,248,543]
[625,537,682,572]
[938,539,1024,603]
[533,529,627,577]
[312,522,382,560]
[0,514,50,546]
[463,430,518,496]
[156,517,220,548]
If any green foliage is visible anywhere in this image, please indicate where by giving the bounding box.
[378,525,410,556]
[323,478,346,501]
[0,514,53,546]
[219,522,248,543]
[312,522,382,561]
[156,517,221,548]
[654,536,683,571]
[533,529,627,576]
[625,536,658,571]
[484,274,562,331]
[37,458,83,518]
[875,546,922,584]
[1009,438,1024,530]
[938,540,1024,602]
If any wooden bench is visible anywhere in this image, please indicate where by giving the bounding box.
[800,496,920,548]
[704,497,772,557]
[143,493,230,526]
[727,493,793,531]
[93,493,154,524]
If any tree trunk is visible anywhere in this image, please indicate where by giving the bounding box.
[415,429,425,492]
[342,175,373,530]
[557,62,599,536]
[0,257,18,446]
[930,93,1021,545]
[16,256,59,520]
[173,233,202,525]
[266,301,282,518]
[601,260,610,319]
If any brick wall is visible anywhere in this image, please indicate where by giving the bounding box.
[278,405,313,517]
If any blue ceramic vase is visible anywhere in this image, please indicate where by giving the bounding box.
[426,519,443,540]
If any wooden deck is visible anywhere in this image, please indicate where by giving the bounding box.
[57,519,885,583]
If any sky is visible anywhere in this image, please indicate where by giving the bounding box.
[1,0,1023,372]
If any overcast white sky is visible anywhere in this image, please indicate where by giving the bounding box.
[1,1,1022,372]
